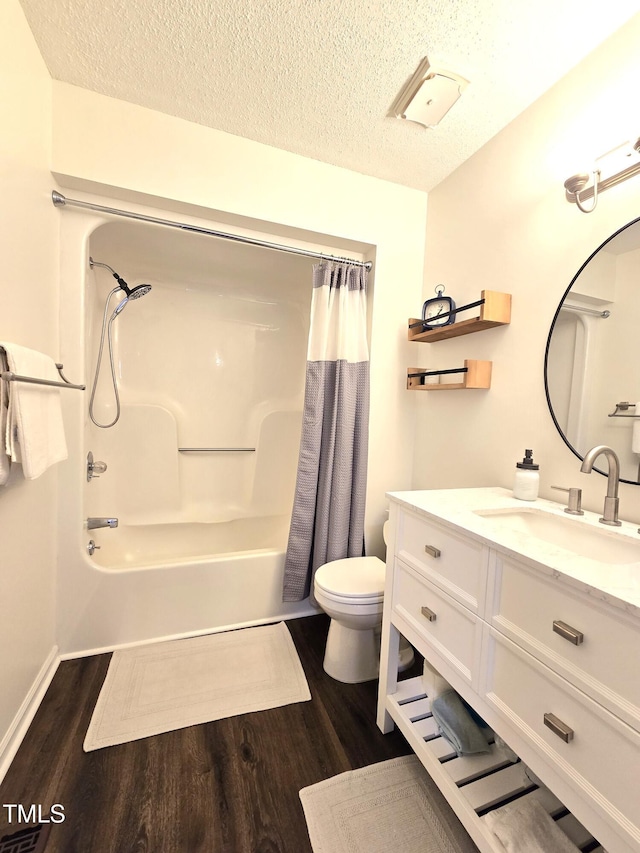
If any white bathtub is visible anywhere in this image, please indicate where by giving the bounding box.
[90,515,291,570]
[90,515,311,631]
[72,512,315,654]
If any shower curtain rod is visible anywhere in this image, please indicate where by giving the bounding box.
[51,191,372,269]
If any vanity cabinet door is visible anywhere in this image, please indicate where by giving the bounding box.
[396,509,488,615]
[392,559,482,689]
[484,628,640,846]
[489,554,640,733]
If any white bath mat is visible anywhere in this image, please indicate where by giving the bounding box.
[84,622,310,751]
[299,756,477,853]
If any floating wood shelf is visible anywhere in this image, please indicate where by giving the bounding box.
[407,359,492,390]
[408,290,511,343]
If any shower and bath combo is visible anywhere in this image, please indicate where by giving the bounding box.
[89,258,152,428]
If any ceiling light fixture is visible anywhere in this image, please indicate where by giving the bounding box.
[564,136,640,213]
[391,56,469,129]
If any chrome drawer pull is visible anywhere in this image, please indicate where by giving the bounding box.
[424,544,441,559]
[421,605,437,622]
[544,712,574,743]
[553,620,584,646]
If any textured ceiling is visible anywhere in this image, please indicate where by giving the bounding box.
[17,0,640,192]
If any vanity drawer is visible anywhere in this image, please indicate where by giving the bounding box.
[490,555,640,732]
[484,629,640,836]
[396,509,487,614]
[392,559,482,687]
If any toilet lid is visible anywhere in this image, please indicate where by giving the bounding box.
[314,556,385,599]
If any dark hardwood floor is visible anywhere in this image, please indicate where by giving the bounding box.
[0,615,434,853]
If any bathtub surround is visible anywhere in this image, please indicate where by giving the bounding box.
[284,262,370,601]
[51,83,427,651]
[34,76,427,661]
[83,622,310,751]
[60,218,317,652]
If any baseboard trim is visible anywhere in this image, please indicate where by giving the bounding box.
[0,646,60,786]
[59,605,320,660]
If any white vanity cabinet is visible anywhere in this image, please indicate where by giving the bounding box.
[488,553,640,732]
[377,489,640,853]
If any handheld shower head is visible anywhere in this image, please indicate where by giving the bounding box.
[111,296,129,317]
[89,258,152,429]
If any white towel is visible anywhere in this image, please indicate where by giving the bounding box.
[484,797,580,852]
[632,404,640,454]
[0,349,10,484]
[0,343,68,480]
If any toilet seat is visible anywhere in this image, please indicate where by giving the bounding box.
[314,556,385,603]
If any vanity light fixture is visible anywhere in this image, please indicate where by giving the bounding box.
[391,56,469,129]
[564,136,640,213]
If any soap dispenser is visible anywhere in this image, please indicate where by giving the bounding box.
[513,449,539,501]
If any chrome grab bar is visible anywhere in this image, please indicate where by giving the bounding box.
[178,447,256,452]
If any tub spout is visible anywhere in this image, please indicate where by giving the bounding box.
[87,517,119,530]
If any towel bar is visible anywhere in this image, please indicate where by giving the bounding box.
[608,402,640,418]
[0,363,85,391]
[178,447,256,452]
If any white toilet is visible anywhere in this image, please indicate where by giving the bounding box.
[313,522,414,683]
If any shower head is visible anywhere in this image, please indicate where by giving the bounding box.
[128,283,152,300]
[90,257,152,300]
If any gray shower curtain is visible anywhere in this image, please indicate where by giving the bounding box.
[282,261,370,602]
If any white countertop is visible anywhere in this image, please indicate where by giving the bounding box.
[387,487,640,619]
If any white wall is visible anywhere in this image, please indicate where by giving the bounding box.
[413,13,640,522]
[0,0,59,771]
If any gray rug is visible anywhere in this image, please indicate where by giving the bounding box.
[300,755,478,853]
[84,622,310,750]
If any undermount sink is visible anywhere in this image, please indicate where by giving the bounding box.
[474,507,640,565]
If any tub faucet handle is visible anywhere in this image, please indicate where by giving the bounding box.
[87,451,108,481]
[551,485,584,515]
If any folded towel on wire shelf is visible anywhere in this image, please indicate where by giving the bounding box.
[431,688,491,756]
[484,797,581,852]
[0,343,68,480]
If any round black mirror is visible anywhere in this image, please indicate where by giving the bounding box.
[545,216,640,485]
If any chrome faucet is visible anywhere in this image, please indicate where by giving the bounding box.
[580,445,622,526]
[86,517,119,530]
